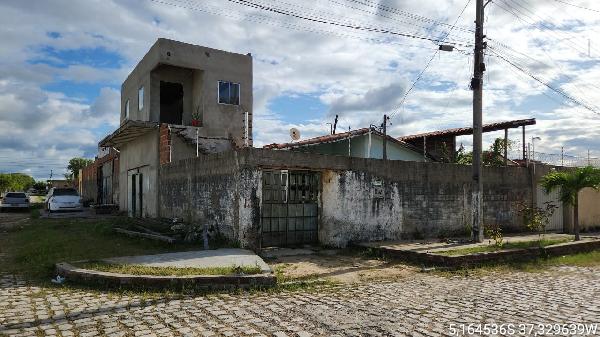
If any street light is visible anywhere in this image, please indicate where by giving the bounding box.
[532,136,541,162]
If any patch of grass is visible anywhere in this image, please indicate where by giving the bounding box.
[436,237,573,256]
[30,208,40,219]
[76,262,262,276]
[437,249,600,277]
[0,217,201,281]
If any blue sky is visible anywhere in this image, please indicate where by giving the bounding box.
[0,0,599,179]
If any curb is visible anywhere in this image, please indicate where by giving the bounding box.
[55,262,277,290]
[358,238,600,268]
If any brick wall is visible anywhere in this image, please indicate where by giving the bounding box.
[159,123,171,165]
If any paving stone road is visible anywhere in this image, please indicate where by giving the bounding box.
[1,266,600,337]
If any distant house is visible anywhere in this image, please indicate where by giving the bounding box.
[264,128,429,162]
[79,147,120,205]
[398,118,537,162]
[47,179,72,189]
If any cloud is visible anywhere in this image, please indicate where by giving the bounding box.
[0,0,599,178]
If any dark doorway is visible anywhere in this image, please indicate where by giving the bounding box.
[160,81,183,124]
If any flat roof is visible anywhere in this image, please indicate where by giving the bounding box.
[398,118,536,141]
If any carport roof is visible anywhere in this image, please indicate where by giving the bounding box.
[398,118,536,141]
[98,120,159,148]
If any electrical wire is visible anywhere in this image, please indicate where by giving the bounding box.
[550,0,600,13]
[488,47,600,115]
[387,0,474,123]
[223,0,474,46]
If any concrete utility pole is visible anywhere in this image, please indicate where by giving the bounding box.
[382,114,388,160]
[471,0,488,243]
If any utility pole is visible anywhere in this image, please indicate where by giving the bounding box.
[332,115,339,135]
[382,114,388,160]
[471,0,488,243]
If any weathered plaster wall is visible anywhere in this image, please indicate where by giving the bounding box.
[319,165,531,247]
[158,152,262,250]
[159,148,533,249]
[118,129,159,217]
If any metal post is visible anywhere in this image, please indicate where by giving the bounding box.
[367,128,372,158]
[423,136,427,161]
[244,111,249,147]
[522,126,526,160]
[561,146,564,166]
[588,149,591,166]
[504,128,508,166]
[471,0,486,242]
[382,114,387,160]
[348,126,351,157]
[196,127,199,157]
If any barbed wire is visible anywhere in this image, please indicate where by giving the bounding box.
[507,149,600,168]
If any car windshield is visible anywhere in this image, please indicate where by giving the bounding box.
[5,193,26,198]
[53,188,78,196]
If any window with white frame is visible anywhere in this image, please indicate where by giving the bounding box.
[138,86,144,111]
[125,99,130,119]
[218,81,240,105]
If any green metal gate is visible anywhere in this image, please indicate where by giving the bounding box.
[261,170,319,247]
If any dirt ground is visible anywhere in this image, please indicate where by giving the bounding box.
[268,249,418,284]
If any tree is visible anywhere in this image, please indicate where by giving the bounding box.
[0,173,35,193]
[541,166,600,241]
[32,181,48,191]
[455,138,513,167]
[67,157,94,180]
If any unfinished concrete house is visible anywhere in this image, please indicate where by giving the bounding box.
[99,38,253,217]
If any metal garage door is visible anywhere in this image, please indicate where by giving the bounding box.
[261,170,319,247]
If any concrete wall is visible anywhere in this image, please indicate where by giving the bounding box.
[121,38,253,148]
[158,148,533,249]
[579,188,600,229]
[118,130,159,217]
[159,152,261,249]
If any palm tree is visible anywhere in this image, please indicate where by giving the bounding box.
[541,166,600,241]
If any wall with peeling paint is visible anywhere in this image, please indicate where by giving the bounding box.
[158,151,262,250]
[158,148,533,249]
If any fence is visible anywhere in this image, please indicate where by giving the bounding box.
[507,149,600,168]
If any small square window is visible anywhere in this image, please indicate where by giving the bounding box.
[125,99,130,119]
[218,81,240,105]
[138,86,144,111]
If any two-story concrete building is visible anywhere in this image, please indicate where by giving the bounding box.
[99,38,253,217]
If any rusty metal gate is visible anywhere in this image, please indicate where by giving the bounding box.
[261,170,319,247]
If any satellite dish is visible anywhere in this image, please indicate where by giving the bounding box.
[290,128,301,141]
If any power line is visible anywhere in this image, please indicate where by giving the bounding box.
[151,0,456,50]
[223,0,473,46]
[493,0,592,56]
[550,0,600,13]
[489,47,600,115]
[388,0,474,122]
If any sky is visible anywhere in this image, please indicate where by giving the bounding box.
[1,0,599,179]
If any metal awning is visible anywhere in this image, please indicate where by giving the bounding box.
[98,120,159,148]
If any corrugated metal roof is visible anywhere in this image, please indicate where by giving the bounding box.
[398,118,536,141]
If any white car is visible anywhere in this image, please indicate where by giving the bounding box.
[46,188,83,212]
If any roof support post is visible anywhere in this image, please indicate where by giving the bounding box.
[504,128,508,166]
[522,125,526,160]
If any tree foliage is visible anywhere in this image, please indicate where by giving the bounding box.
[456,138,514,167]
[66,157,94,180]
[0,173,36,193]
[541,166,600,240]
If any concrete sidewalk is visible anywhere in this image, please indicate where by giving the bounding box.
[103,248,272,273]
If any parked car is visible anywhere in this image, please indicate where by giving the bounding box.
[45,188,83,212]
[0,192,30,211]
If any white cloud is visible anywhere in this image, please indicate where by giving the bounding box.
[0,0,599,178]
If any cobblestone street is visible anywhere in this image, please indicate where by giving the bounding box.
[1,266,600,337]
